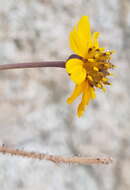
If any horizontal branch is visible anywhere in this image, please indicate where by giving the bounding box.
[0,61,65,70]
[0,146,113,165]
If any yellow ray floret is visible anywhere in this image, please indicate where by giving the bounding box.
[67,81,87,104]
[70,16,91,57]
[66,16,115,117]
[66,58,86,84]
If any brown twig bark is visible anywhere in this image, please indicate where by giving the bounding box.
[0,61,65,70]
[0,146,112,165]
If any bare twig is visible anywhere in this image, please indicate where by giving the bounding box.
[0,146,113,165]
[0,61,65,70]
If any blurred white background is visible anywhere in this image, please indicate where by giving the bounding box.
[0,0,130,189]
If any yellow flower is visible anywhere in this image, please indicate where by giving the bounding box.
[66,16,115,117]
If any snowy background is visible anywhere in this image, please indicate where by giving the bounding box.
[0,0,130,189]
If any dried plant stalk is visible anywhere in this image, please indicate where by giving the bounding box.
[0,146,112,165]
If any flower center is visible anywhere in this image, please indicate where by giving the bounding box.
[82,47,115,89]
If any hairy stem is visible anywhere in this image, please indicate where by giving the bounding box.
[0,146,112,165]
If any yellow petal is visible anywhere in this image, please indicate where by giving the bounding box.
[70,29,81,56]
[70,67,86,84]
[77,103,85,117]
[67,81,86,104]
[69,16,92,57]
[92,32,100,48]
[66,58,83,74]
[90,87,96,99]
[77,81,91,117]
[70,64,83,75]
[81,82,91,104]
[77,16,91,51]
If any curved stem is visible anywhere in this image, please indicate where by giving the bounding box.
[0,61,65,70]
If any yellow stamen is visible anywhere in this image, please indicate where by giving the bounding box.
[88,59,95,63]
[93,66,99,72]
[97,84,102,88]
[88,75,93,81]
[109,73,114,76]
[102,78,108,82]
[94,54,100,59]
[106,52,111,55]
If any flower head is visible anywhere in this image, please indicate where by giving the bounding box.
[66,16,115,117]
